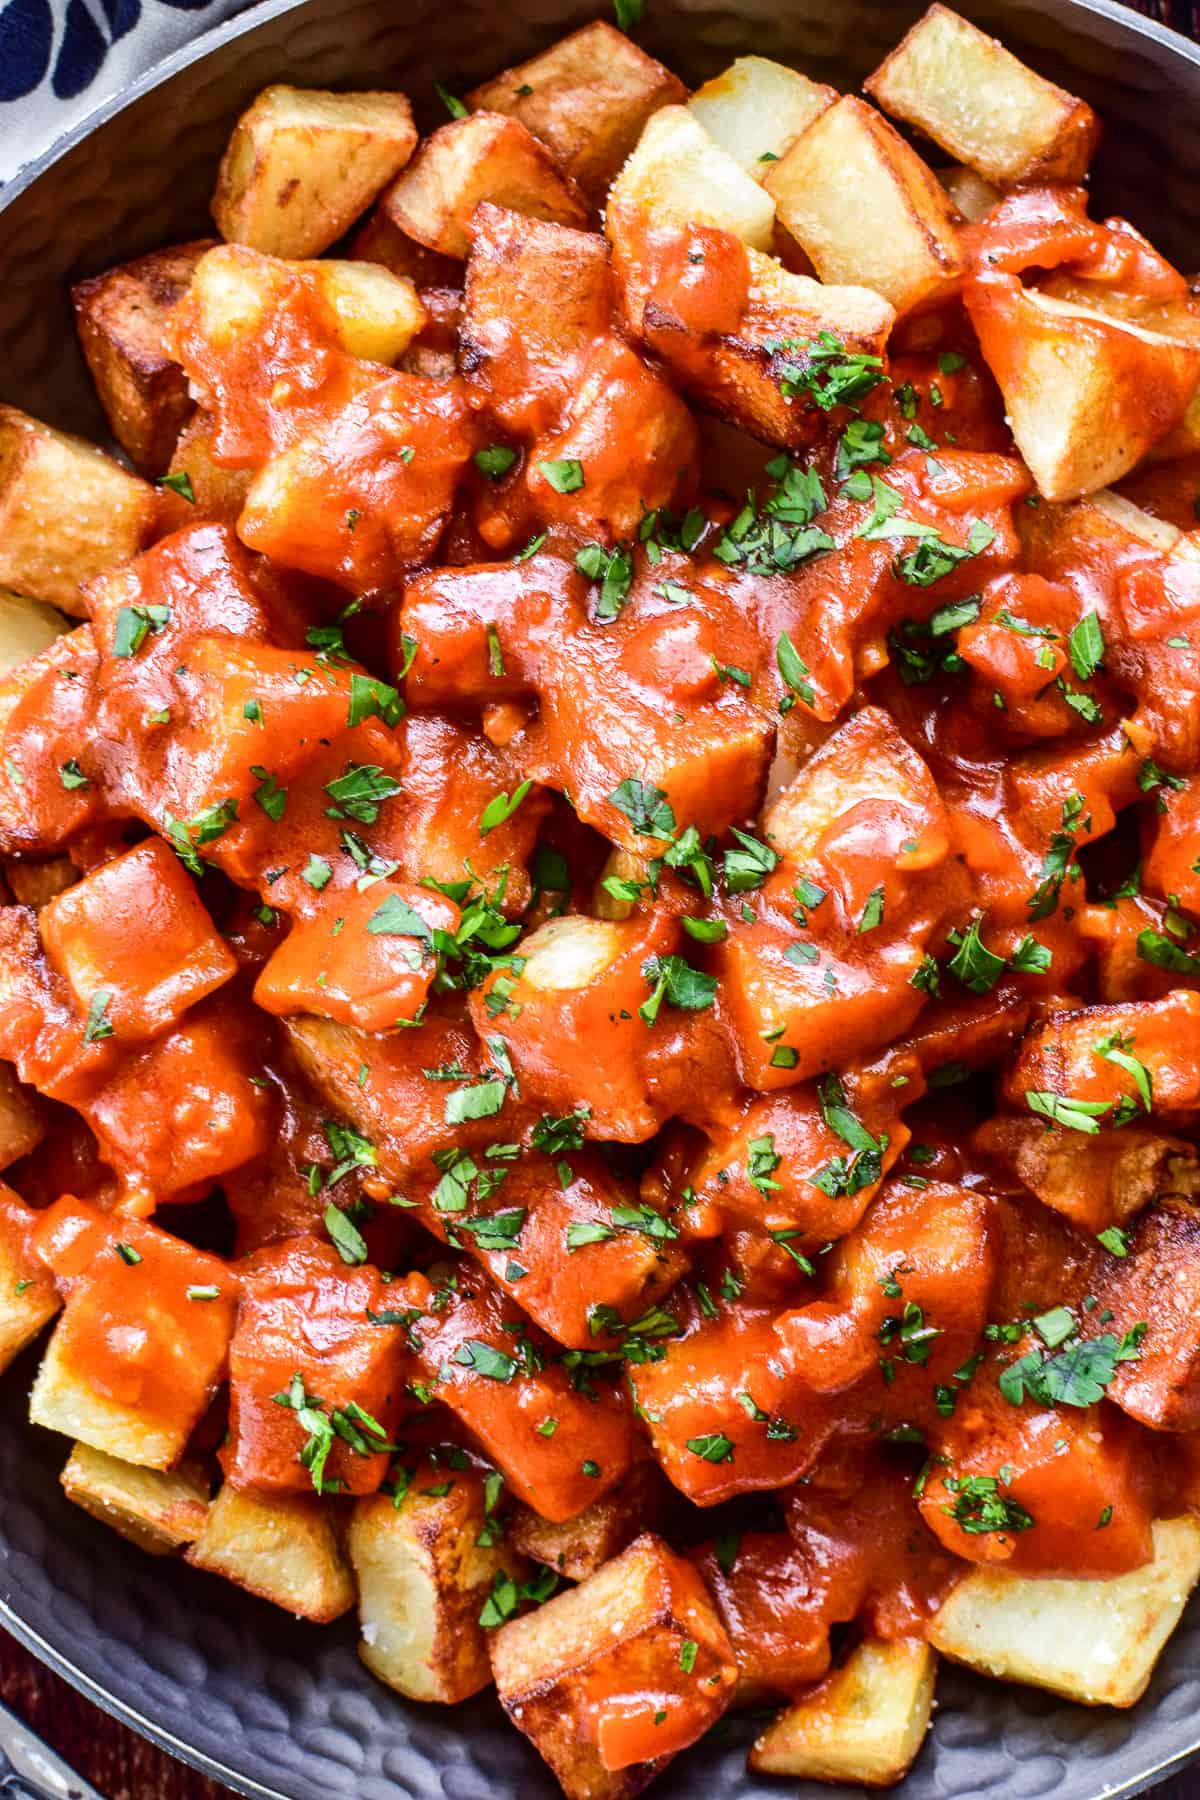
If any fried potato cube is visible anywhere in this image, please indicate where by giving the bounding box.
[632,240,894,450]
[39,836,237,1043]
[472,912,674,1140]
[1088,1198,1200,1431]
[237,370,474,592]
[0,627,103,857]
[2,858,75,911]
[0,1063,42,1170]
[929,1516,1200,1705]
[157,410,252,531]
[460,203,612,431]
[866,3,1100,186]
[750,1638,937,1786]
[510,1462,672,1581]
[350,206,463,286]
[966,275,1200,500]
[609,104,775,250]
[213,85,418,258]
[29,1199,235,1467]
[401,1269,638,1521]
[766,701,949,867]
[973,1114,1196,1234]
[79,996,275,1206]
[0,1184,59,1373]
[764,95,964,313]
[253,877,453,1032]
[382,113,587,261]
[467,22,685,203]
[1004,989,1200,1117]
[829,1182,994,1401]
[689,57,836,178]
[176,244,424,369]
[1145,767,1200,909]
[186,1483,355,1622]
[0,407,158,615]
[348,1469,514,1703]
[491,1533,737,1800]
[226,1236,406,1496]
[306,257,427,365]
[72,240,213,474]
[0,587,70,676]
[937,163,1000,222]
[716,706,949,1086]
[61,1441,210,1555]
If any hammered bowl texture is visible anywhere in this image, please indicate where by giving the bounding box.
[2,2,1200,1796]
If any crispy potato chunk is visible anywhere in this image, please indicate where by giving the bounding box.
[473,912,681,1141]
[866,3,1100,186]
[966,275,1200,500]
[0,626,102,856]
[213,85,417,258]
[614,222,894,450]
[609,105,775,251]
[348,1469,514,1703]
[72,241,213,473]
[1003,989,1200,1118]
[61,1442,210,1555]
[467,21,685,203]
[3,858,76,910]
[173,244,424,375]
[382,113,587,260]
[937,163,1001,221]
[974,1114,1198,1233]
[0,407,158,615]
[764,95,964,313]
[714,705,951,1087]
[510,1462,672,1581]
[39,836,237,1043]
[29,1198,235,1468]
[491,1533,737,1800]
[238,379,475,594]
[1088,1197,1200,1430]
[226,1236,406,1496]
[0,1063,42,1170]
[460,203,612,430]
[350,206,463,286]
[0,1184,59,1373]
[0,587,69,676]
[689,56,836,177]
[929,1516,1200,1705]
[187,1484,355,1622]
[158,410,252,531]
[750,1638,937,1786]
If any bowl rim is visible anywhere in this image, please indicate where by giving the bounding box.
[4,0,1200,219]
[3,1,1200,1797]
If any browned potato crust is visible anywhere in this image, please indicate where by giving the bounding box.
[0,407,158,615]
[72,240,213,474]
[212,85,418,258]
[466,21,686,203]
[866,3,1100,186]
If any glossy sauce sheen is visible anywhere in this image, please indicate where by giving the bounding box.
[3,163,1200,1773]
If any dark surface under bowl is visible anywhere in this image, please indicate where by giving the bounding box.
[3,1,1200,1795]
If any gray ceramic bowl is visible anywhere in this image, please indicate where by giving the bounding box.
[3,2,1200,1796]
